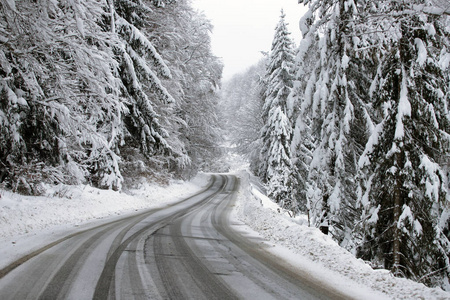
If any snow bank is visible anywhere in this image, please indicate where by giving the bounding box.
[232,170,450,300]
[0,174,208,268]
[1,167,449,299]
[0,175,208,239]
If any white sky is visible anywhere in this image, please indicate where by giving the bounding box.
[192,0,308,80]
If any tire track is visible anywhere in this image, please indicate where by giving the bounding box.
[38,223,119,300]
[147,175,237,299]
[0,175,220,300]
[93,175,226,299]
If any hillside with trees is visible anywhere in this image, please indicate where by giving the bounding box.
[1,0,450,292]
[223,3,450,290]
[0,0,222,193]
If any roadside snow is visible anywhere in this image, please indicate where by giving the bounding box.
[1,165,449,300]
[231,170,450,300]
[0,174,208,269]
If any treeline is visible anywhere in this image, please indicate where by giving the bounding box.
[224,2,450,290]
[0,0,223,193]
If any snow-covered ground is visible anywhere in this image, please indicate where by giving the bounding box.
[0,162,449,299]
[0,175,208,269]
[231,170,450,300]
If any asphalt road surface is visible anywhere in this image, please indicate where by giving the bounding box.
[0,174,350,299]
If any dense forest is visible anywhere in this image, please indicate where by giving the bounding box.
[1,0,450,292]
[0,0,223,193]
[222,1,450,291]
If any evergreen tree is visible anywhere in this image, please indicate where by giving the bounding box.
[259,11,296,210]
[0,0,124,192]
[290,27,320,217]
[148,1,223,177]
[356,1,450,287]
[265,106,296,210]
[106,0,177,167]
[296,0,374,242]
[0,0,222,192]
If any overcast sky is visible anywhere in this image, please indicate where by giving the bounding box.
[192,0,308,80]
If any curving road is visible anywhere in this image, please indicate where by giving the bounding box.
[0,175,349,300]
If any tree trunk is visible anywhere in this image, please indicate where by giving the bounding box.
[320,194,329,235]
[392,161,402,276]
[392,61,404,276]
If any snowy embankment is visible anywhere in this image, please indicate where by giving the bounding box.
[0,174,208,269]
[1,170,449,299]
[232,170,450,300]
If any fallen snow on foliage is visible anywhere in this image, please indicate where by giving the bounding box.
[231,170,450,300]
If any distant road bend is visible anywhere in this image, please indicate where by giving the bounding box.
[0,174,350,300]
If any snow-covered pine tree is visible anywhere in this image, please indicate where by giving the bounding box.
[174,9,223,175]
[105,0,176,167]
[296,0,375,242]
[265,106,296,210]
[259,11,296,211]
[148,1,223,177]
[0,0,124,192]
[356,1,450,288]
[290,33,318,216]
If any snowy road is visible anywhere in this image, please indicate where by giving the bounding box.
[0,175,348,299]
